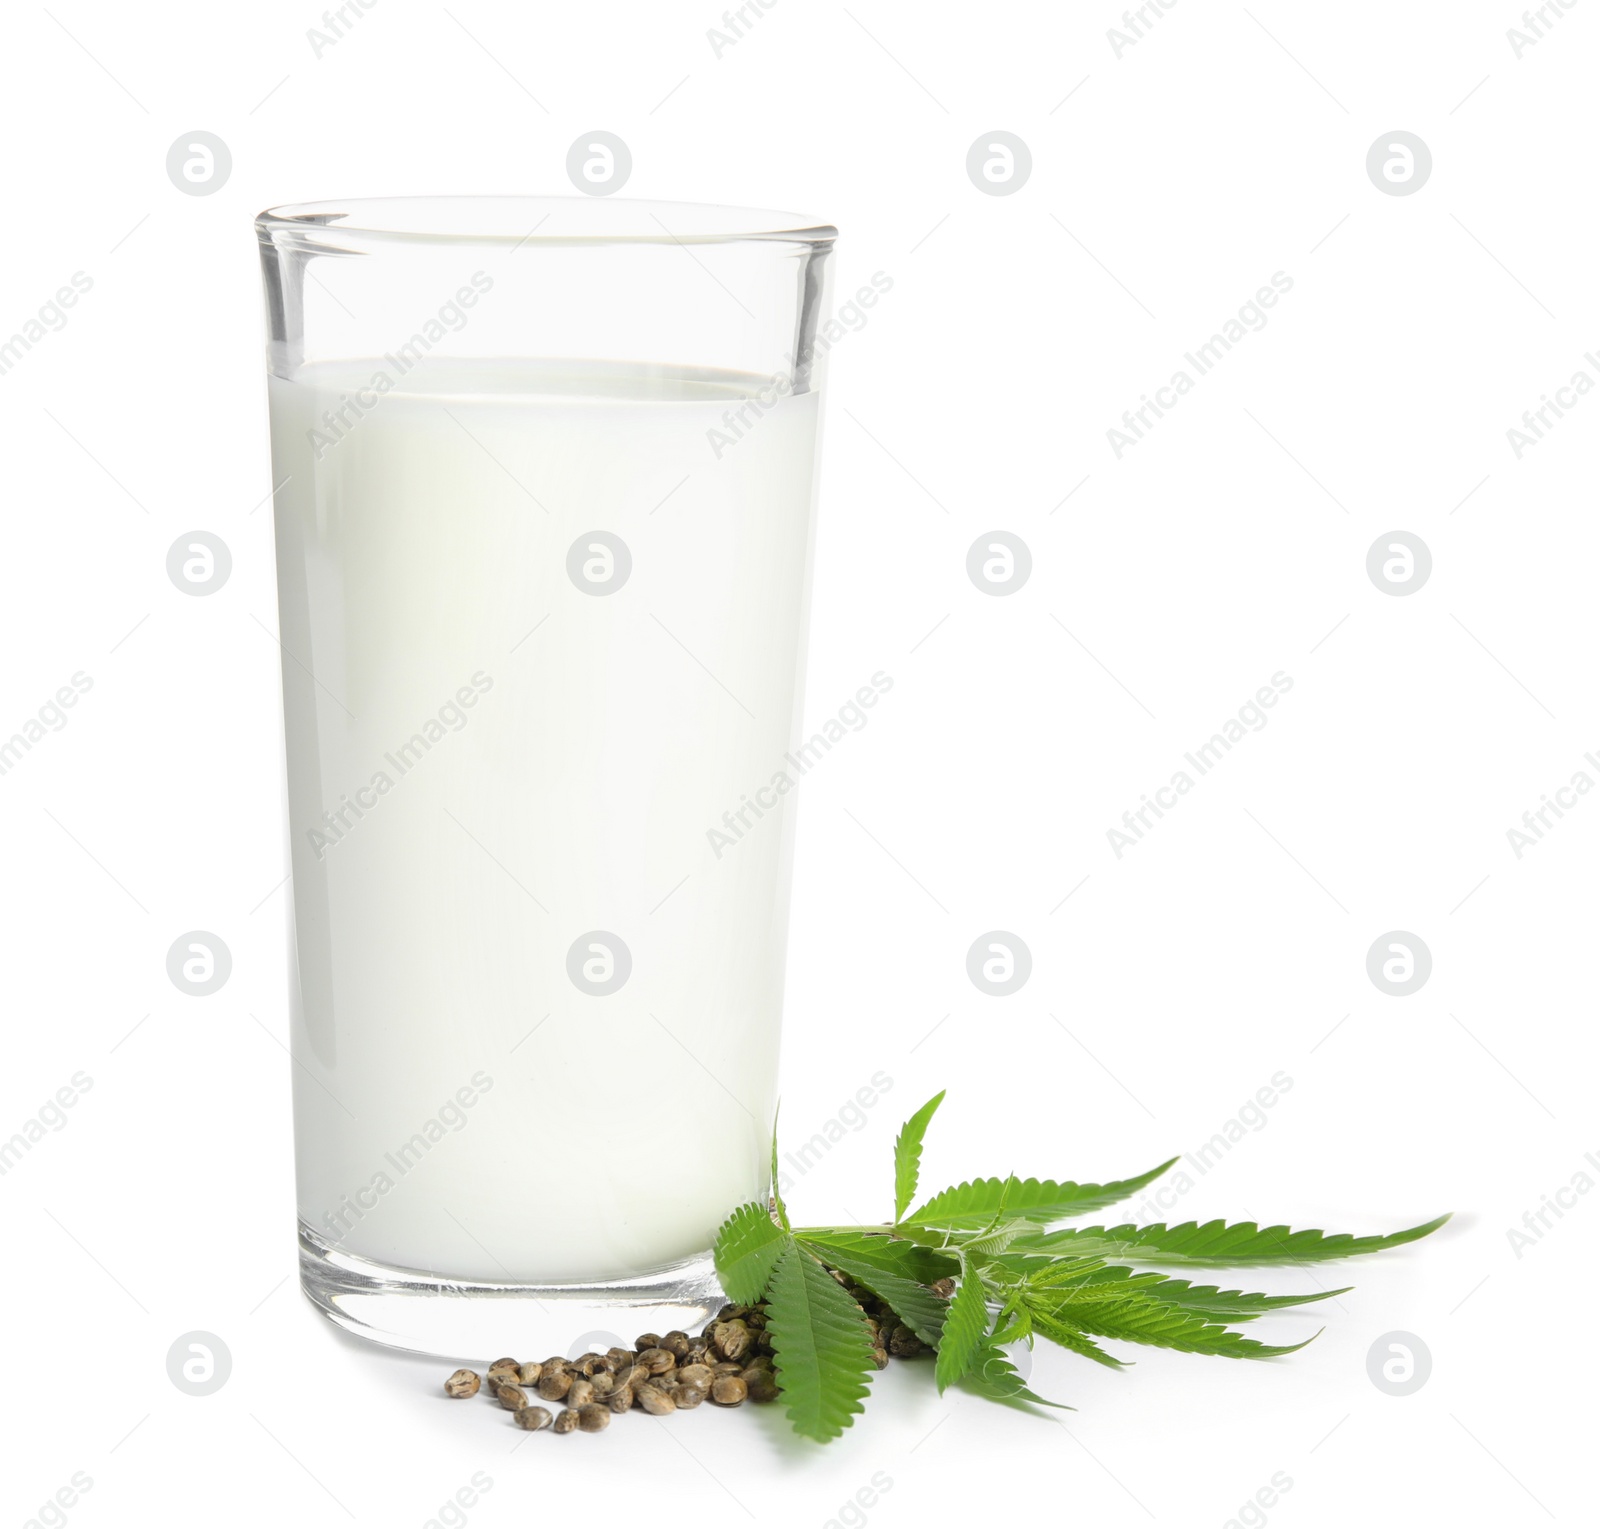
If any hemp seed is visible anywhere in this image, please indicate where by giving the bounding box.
[513,1405,552,1432]
[552,1407,580,1434]
[444,1369,481,1398]
[887,1325,923,1358]
[712,1322,750,1361]
[710,1375,748,1406]
[636,1384,676,1415]
[536,1369,574,1402]
[576,1403,611,1432]
[495,1384,528,1411]
[660,1331,691,1359]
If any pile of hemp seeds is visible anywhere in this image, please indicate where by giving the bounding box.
[443,1270,950,1436]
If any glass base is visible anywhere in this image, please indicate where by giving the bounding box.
[298,1222,726,1360]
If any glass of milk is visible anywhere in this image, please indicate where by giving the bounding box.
[256,198,836,1356]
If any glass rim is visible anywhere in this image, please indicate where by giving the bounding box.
[255,195,837,250]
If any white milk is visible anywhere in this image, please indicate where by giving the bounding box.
[269,358,820,1283]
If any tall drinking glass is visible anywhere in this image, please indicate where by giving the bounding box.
[255,198,835,1355]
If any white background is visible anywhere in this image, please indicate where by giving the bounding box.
[1,2,1594,1525]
